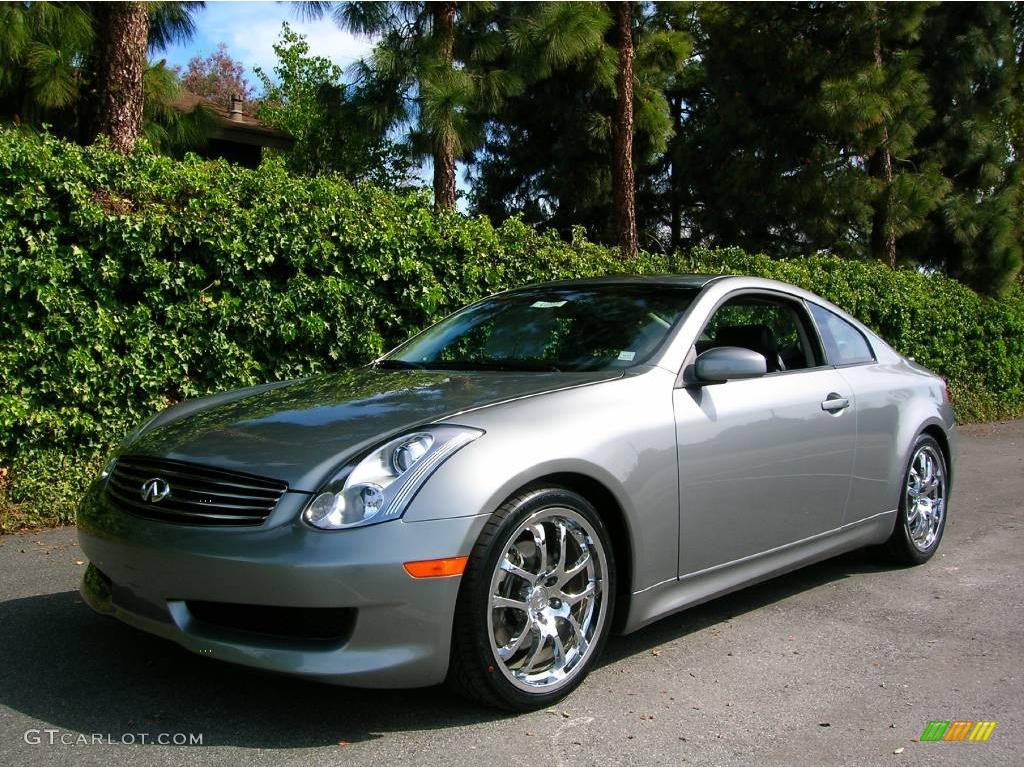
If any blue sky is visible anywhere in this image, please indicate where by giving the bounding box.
[160,1,460,201]
[159,1,376,86]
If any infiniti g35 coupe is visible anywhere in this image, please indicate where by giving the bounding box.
[78,274,954,711]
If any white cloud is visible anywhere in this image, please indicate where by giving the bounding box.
[226,18,376,79]
[182,2,376,83]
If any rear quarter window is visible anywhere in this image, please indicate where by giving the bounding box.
[809,303,875,366]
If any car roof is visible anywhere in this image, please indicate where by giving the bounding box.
[516,274,725,291]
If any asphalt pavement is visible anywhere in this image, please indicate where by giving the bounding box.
[0,421,1021,766]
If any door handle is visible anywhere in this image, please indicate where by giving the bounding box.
[821,394,850,412]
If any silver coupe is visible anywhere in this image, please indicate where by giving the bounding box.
[78,274,954,710]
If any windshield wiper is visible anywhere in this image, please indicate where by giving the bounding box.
[376,358,569,373]
[433,360,566,372]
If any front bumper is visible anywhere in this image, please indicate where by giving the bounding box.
[77,481,489,688]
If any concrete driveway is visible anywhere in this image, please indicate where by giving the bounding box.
[0,421,1020,766]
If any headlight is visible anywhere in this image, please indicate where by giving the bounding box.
[302,425,483,530]
[99,456,118,480]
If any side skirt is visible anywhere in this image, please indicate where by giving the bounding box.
[621,510,897,634]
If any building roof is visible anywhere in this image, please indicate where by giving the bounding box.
[172,92,294,150]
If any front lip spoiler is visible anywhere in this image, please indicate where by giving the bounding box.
[80,563,179,642]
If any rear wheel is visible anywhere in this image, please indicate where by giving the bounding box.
[883,434,948,564]
[448,486,615,711]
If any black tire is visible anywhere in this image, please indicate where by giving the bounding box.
[447,485,616,711]
[882,433,949,565]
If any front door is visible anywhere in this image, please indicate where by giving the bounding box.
[673,292,858,576]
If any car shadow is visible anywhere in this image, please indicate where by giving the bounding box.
[0,550,891,749]
[601,549,893,666]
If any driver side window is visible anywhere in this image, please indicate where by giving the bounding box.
[697,295,822,373]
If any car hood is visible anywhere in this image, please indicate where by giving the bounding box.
[128,368,621,491]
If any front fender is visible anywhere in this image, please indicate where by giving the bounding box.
[403,369,680,593]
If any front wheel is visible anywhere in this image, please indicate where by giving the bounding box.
[447,486,615,711]
[883,434,948,565]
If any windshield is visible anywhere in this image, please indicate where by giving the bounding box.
[379,285,697,372]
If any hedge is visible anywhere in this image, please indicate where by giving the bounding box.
[1,128,1022,531]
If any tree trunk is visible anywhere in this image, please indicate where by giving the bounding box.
[669,93,682,252]
[868,12,897,268]
[432,1,458,211]
[611,1,638,259]
[86,2,149,153]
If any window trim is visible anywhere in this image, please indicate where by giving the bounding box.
[806,301,877,369]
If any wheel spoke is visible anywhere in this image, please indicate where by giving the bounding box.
[564,614,588,656]
[492,595,529,613]
[521,632,547,674]
[906,504,920,526]
[497,625,533,661]
[528,524,548,575]
[499,555,536,583]
[921,454,934,487]
[551,632,568,670]
[559,551,591,586]
[555,522,568,578]
[561,580,597,606]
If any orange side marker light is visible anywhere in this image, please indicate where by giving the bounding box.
[403,556,469,579]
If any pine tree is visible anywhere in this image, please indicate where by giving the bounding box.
[820,2,947,269]
[905,2,1024,294]
[470,2,688,249]
[669,3,857,257]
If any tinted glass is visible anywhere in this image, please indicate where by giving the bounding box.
[809,303,875,365]
[381,286,697,372]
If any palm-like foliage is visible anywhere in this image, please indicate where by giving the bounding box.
[0,1,205,151]
[143,59,217,154]
[0,2,94,127]
[147,1,204,52]
[301,1,520,209]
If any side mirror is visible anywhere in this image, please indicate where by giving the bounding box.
[694,346,767,384]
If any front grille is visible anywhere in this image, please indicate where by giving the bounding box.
[106,455,288,526]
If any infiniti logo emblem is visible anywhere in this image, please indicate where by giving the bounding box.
[140,477,171,503]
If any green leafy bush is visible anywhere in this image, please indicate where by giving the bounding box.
[1,129,1022,531]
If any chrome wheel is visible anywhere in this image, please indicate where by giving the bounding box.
[486,506,609,693]
[906,444,946,551]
